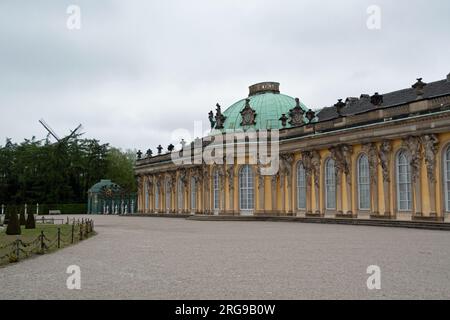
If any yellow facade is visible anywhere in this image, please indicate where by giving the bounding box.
[135,78,450,222]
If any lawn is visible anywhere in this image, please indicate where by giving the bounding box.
[0,222,95,266]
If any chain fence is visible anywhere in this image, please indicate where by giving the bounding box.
[0,218,95,265]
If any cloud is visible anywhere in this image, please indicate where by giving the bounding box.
[1,0,449,150]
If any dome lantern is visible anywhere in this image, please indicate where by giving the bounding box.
[248,82,280,97]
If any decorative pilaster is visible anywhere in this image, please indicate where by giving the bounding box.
[403,136,422,216]
[302,152,313,214]
[179,169,188,213]
[341,145,354,215]
[363,143,379,214]
[271,175,277,214]
[422,134,439,216]
[311,151,321,215]
[146,175,154,213]
[227,164,235,214]
[330,146,344,215]
[257,163,265,213]
[155,177,162,213]
[280,153,294,215]
[202,165,210,215]
[218,165,225,214]
[378,141,392,217]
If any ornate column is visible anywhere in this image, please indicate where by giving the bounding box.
[280,153,294,215]
[203,165,210,215]
[187,169,192,213]
[279,173,285,214]
[341,145,354,216]
[378,141,392,217]
[403,136,422,217]
[180,169,188,213]
[271,175,277,214]
[218,166,225,214]
[364,143,379,215]
[302,152,313,215]
[330,146,344,215]
[156,178,161,213]
[422,134,439,217]
[171,172,176,213]
[147,175,154,213]
[227,164,235,214]
[257,162,265,213]
[311,151,321,215]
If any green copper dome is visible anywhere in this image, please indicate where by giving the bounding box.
[211,82,312,133]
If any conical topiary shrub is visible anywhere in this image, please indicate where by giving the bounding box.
[19,211,26,226]
[25,211,36,229]
[6,210,21,235]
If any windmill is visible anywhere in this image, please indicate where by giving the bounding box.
[39,119,83,144]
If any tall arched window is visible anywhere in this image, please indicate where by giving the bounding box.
[239,165,254,211]
[165,180,171,212]
[358,154,370,210]
[213,171,220,210]
[191,177,196,211]
[445,146,450,212]
[325,158,336,210]
[396,150,412,211]
[297,162,307,210]
[177,179,183,211]
[155,185,159,210]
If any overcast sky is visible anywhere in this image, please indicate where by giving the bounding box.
[1,0,449,151]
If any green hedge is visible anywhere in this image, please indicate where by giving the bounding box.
[1,204,87,215]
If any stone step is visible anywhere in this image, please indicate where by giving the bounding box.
[186,215,450,231]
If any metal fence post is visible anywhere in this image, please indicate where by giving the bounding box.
[40,230,45,253]
[79,223,83,241]
[57,227,61,249]
[71,222,75,244]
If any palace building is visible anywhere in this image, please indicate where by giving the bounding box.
[135,73,450,222]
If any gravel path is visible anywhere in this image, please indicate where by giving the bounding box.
[1,215,450,300]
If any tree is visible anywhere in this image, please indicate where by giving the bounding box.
[0,136,135,205]
[25,211,36,229]
[105,148,137,192]
[19,210,26,225]
[6,210,21,235]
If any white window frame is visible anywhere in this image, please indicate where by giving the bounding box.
[191,177,196,211]
[445,146,450,212]
[165,180,171,212]
[396,151,412,212]
[297,162,307,210]
[357,154,371,210]
[177,179,183,211]
[239,165,254,211]
[155,185,159,210]
[213,171,220,211]
[325,158,336,210]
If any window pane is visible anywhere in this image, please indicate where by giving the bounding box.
[397,152,412,211]
[155,186,159,209]
[213,172,219,210]
[191,178,196,210]
[358,155,370,210]
[239,165,254,210]
[297,163,306,210]
[446,148,450,212]
[325,159,336,210]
